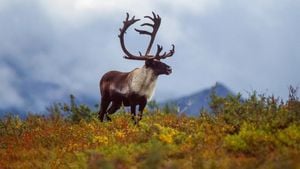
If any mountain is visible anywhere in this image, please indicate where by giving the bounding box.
[162,83,232,116]
[1,83,232,118]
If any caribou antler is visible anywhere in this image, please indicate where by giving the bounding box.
[154,44,175,60]
[118,12,175,61]
[118,13,148,60]
[134,12,161,56]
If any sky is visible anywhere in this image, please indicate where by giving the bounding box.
[0,0,299,113]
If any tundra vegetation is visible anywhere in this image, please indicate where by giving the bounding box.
[0,86,299,169]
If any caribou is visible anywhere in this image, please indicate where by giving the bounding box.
[98,12,175,124]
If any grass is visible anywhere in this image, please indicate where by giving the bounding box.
[0,88,300,169]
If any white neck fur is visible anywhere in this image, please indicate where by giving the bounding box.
[129,66,158,100]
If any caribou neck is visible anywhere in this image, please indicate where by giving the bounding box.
[129,65,158,100]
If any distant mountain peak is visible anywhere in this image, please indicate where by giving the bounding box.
[162,83,232,116]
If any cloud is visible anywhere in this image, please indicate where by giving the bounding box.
[0,63,24,108]
[156,0,300,99]
[0,0,299,113]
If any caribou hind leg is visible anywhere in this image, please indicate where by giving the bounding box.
[106,101,121,121]
[98,98,110,122]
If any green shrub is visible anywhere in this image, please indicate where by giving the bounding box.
[210,86,300,134]
[277,124,300,148]
[224,134,248,152]
[47,95,97,123]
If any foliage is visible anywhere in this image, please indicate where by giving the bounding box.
[209,86,300,132]
[47,95,97,123]
[1,88,300,169]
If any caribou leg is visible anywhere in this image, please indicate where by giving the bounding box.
[98,98,110,122]
[106,101,121,121]
[130,105,137,124]
[137,98,147,123]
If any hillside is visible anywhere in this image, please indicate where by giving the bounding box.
[1,88,300,169]
[0,83,231,118]
[163,83,232,116]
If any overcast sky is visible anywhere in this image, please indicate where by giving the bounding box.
[0,0,299,112]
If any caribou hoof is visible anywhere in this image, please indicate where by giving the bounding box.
[106,115,112,121]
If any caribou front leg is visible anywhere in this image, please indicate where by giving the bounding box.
[137,98,147,123]
[130,105,137,124]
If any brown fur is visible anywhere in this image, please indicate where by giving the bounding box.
[98,61,171,123]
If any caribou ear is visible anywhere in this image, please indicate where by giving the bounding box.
[145,60,153,67]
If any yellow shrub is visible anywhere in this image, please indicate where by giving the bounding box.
[93,136,109,145]
[277,124,300,148]
[153,123,179,144]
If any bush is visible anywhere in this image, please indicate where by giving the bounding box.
[1,87,300,169]
[224,134,248,152]
[210,86,300,133]
[47,94,97,123]
[277,124,300,148]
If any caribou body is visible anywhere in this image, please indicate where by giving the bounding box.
[98,12,175,123]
